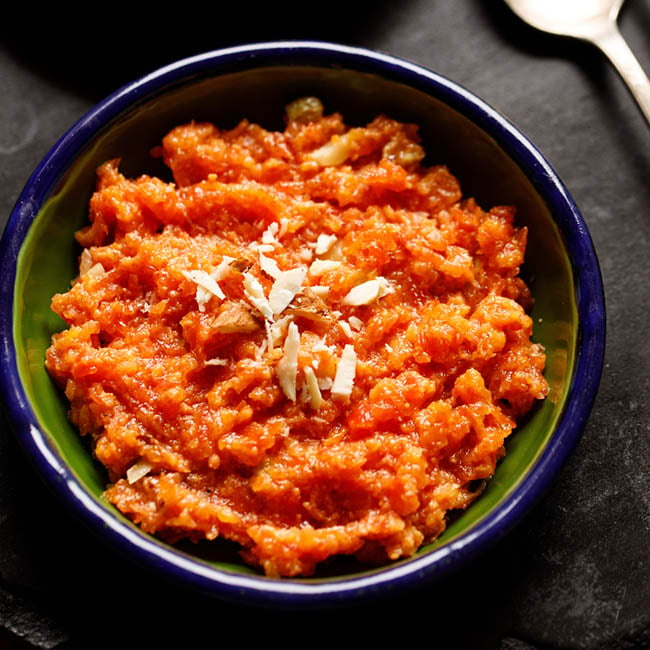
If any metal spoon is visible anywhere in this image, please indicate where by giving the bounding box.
[503,0,650,125]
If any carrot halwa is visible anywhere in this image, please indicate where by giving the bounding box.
[45,97,549,577]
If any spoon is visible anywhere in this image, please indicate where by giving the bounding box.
[503,0,650,125]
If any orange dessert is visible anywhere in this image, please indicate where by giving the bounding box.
[45,97,549,577]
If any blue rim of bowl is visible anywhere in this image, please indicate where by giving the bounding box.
[0,40,605,607]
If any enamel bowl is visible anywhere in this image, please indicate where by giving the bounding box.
[0,41,605,607]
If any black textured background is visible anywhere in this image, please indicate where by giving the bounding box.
[1,2,649,648]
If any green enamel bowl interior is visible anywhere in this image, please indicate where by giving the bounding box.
[12,60,577,589]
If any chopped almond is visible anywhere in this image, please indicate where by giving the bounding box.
[302,366,323,409]
[183,269,226,311]
[268,267,307,315]
[331,344,357,400]
[259,251,282,279]
[314,233,337,256]
[79,248,94,276]
[213,300,261,334]
[126,459,152,484]
[242,272,273,320]
[286,288,333,324]
[276,322,300,401]
[342,277,393,306]
[308,133,352,166]
[309,259,341,277]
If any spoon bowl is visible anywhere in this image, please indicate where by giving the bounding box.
[504,0,650,125]
[504,0,623,37]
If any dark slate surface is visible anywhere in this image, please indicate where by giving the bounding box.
[1,2,649,648]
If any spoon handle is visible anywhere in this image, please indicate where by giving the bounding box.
[592,22,650,126]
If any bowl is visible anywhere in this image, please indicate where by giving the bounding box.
[0,40,605,607]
